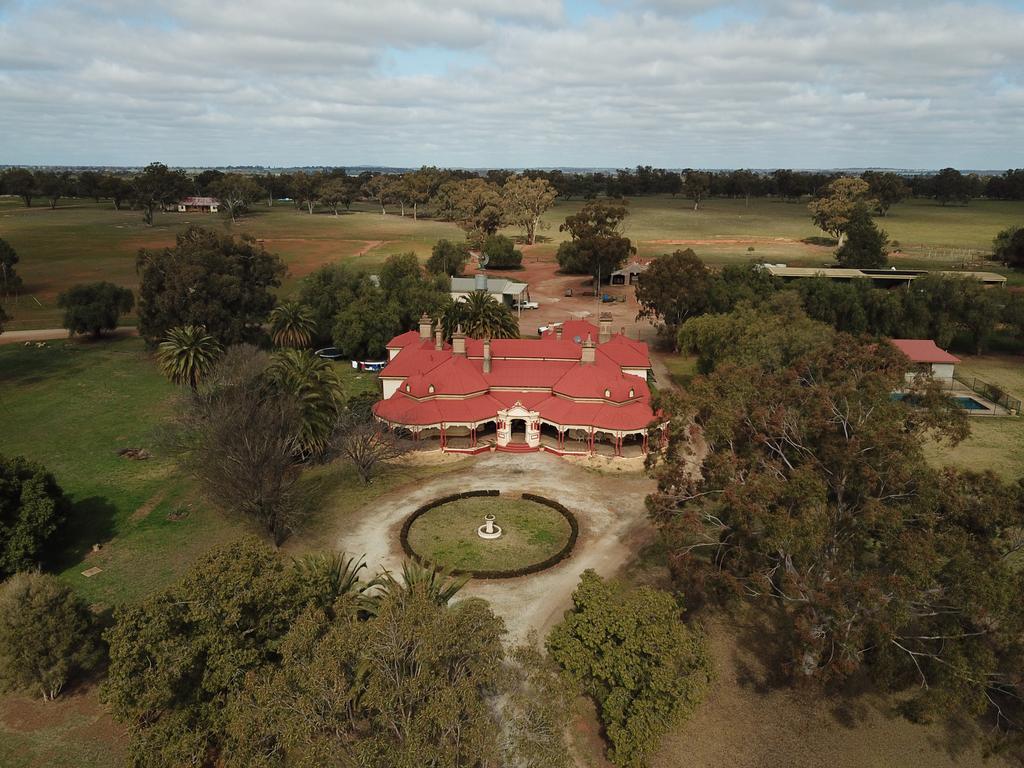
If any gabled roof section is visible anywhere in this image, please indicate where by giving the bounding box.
[379,341,451,378]
[403,355,490,397]
[450,277,528,295]
[598,335,651,369]
[890,339,961,365]
[386,330,422,350]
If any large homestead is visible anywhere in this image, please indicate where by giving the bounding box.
[372,313,662,457]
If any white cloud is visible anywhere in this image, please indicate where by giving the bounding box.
[0,0,1021,168]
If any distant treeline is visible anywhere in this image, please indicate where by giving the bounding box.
[2,165,1024,210]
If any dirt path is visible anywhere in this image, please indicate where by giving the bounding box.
[337,452,656,644]
[0,327,137,345]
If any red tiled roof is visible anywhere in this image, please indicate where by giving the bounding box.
[890,339,960,365]
[375,394,506,426]
[466,337,582,360]
[379,340,452,378]
[540,320,600,343]
[374,323,656,433]
[403,355,489,397]
[386,330,422,349]
[598,336,651,369]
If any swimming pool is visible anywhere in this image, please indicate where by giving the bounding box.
[891,392,990,411]
[953,396,989,411]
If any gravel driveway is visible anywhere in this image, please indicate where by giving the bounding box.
[338,452,656,644]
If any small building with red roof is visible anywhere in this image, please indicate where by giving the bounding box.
[373,312,663,457]
[174,196,219,213]
[890,339,960,381]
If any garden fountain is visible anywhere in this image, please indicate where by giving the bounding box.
[477,513,502,539]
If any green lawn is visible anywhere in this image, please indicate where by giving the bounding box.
[659,353,699,387]
[405,496,572,572]
[0,336,244,605]
[3,194,1022,330]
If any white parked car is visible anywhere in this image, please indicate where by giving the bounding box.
[514,300,539,310]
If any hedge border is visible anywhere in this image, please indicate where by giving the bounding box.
[400,490,579,580]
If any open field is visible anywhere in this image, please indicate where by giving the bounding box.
[3,195,1022,330]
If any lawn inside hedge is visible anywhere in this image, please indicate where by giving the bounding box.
[405,496,572,573]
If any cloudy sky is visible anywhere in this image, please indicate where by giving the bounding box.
[1,0,1022,169]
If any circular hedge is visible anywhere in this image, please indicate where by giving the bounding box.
[400,490,578,579]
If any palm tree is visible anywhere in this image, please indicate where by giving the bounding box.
[440,291,519,340]
[268,348,345,460]
[156,325,222,390]
[371,560,469,611]
[269,302,316,348]
[293,552,380,615]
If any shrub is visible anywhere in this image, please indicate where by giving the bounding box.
[57,281,134,338]
[427,239,472,276]
[482,234,523,269]
[0,455,70,578]
[547,571,711,767]
[0,572,102,700]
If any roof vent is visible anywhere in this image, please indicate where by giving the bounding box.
[604,388,611,398]
[428,384,435,394]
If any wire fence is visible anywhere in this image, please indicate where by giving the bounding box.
[951,373,1021,415]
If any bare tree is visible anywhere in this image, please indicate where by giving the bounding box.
[332,396,407,484]
[169,346,306,544]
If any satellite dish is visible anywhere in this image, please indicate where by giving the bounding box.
[477,253,489,270]
[573,335,582,344]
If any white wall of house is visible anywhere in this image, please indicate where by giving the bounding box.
[623,368,648,380]
[382,378,404,399]
[931,363,955,380]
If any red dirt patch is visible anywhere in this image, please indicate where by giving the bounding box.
[0,687,128,766]
[130,490,167,523]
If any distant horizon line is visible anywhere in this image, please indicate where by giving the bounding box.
[0,164,1016,176]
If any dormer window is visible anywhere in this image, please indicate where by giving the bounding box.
[428,384,435,394]
[629,388,634,398]
[604,388,611,398]
[405,384,410,392]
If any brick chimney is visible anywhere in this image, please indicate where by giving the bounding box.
[599,312,613,344]
[483,337,492,373]
[452,325,466,356]
[581,334,596,364]
[555,325,563,341]
[434,325,443,351]
[419,313,433,340]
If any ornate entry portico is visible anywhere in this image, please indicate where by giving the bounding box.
[496,402,540,449]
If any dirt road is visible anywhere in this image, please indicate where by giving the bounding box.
[0,327,138,345]
[337,452,656,644]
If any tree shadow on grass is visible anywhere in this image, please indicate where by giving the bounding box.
[49,496,119,574]
[0,344,87,387]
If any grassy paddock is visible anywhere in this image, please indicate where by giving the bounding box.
[926,354,1024,481]
[2,195,1022,329]
[0,336,245,604]
[405,496,572,572]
